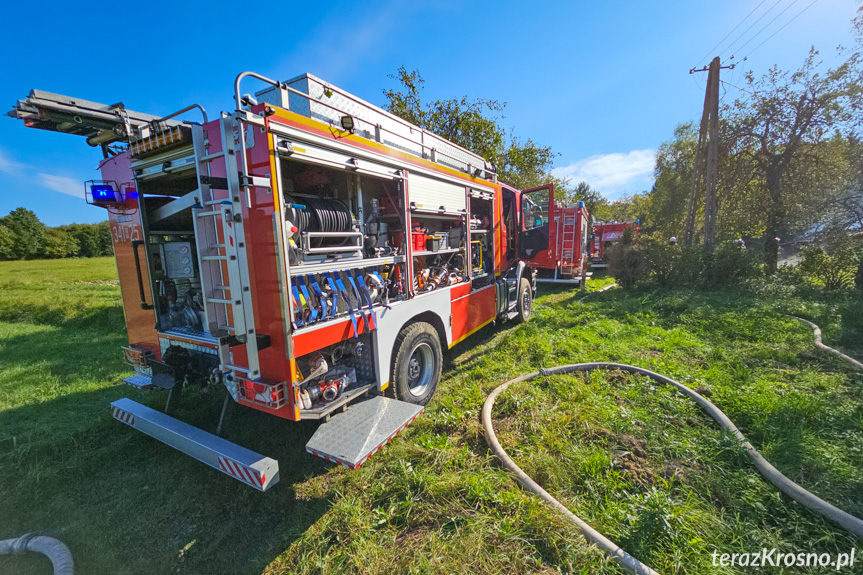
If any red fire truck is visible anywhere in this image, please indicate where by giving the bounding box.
[8,72,543,491]
[515,186,591,283]
[590,220,639,269]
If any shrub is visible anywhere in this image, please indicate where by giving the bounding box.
[711,242,762,286]
[798,242,861,291]
[609,235,765,290]
[857,252,863,289]
[608,236,651,290]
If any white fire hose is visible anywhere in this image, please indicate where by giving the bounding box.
[482,319,863,575]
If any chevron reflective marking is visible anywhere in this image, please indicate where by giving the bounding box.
[109,398,279,491]
[111,405,136,426]
[218,456,265,488]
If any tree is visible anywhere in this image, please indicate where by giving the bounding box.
[725,47,863,273]
[43,228,79,258]
[62,223,112,257]
[382,67,557,190]
[0,208,46,260]
[0,225,15,261]
[819,135,863,233]
[562,181,608,215]
[648,123,698,240]
[94,221,113,256]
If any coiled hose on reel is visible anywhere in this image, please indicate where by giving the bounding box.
[482,361,863,575]
[287,195,353,242]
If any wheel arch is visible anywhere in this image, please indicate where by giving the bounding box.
[392,311,448,358]
[373,294,452,392]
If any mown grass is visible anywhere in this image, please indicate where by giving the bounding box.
[1,261,862,574]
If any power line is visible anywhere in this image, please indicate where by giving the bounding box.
[720,79,757,96]
[720,0,785,59]
[695,0,771,67]
[743,0,820,59]
[734,0,802,56]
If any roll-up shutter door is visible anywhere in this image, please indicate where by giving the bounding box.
[408,173,466,213]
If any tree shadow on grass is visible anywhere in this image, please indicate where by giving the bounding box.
[0,309,340,575]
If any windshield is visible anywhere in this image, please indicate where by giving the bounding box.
[522,193,549,230]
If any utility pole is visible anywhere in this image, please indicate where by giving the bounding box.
[684,57,732,253]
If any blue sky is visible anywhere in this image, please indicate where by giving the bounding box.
[0,0,857,225]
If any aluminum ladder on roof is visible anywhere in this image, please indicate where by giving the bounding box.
[190,116,262,378]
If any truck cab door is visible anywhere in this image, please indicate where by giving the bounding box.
[518,184,554,263]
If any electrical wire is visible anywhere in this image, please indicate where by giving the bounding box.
[695,0,771,67]
[720,0,786,60]
[721,79,757,96]
[742,0,820,60]
[734,0,803,57]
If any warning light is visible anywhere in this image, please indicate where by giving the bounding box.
[85,180,123,207]
[91,185,117,202]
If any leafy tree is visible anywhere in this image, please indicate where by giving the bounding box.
[0,208,46,260]
[562,181,608,215]
[592,192,650,224]
[819,135,863,232]
[383,67,557,190]
[44,228,79,258]
[62,223,112,257]
[647,123,698,240]
[724,47,863,273]
[0,225,15,261]
[91,221,113,256]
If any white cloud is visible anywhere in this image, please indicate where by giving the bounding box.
[552,149,656,198]
[38,173,84,198]
[0,147,85,198]
[0,149,25,176]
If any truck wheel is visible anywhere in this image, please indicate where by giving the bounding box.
[514,277,533,324]
[391,322,442,406]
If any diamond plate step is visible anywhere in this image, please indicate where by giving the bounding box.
[123,374,156,389]
[305,396,423,469]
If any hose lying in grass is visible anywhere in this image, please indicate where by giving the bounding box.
[482,362,863,575]
[578,283,618,303]
[790,316,863,372]
[0,533,74,574]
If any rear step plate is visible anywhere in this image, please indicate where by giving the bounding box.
[110,398,279,491]
[123,374,156,389]
[305,396,423,469]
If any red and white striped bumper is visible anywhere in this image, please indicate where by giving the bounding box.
[110,398,279,491]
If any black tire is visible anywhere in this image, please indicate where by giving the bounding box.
[514,277,533,324]
[391,321,442,406]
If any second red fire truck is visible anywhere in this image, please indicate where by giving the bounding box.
[590,220,639,269]
[9,72,548,491]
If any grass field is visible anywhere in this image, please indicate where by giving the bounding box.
[1,258,862,574]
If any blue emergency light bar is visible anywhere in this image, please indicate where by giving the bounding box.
[91,184,117,202]
[86,181,122,206]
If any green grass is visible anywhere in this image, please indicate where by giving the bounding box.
[1,261,862,574]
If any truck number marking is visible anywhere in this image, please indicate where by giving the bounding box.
[112,224,141,244]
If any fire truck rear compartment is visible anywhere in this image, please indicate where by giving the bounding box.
[10,73,525,489]
[135,149,210,338]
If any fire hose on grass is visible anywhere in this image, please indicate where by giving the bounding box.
[0,534,74,575]
[482,323,863,575]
